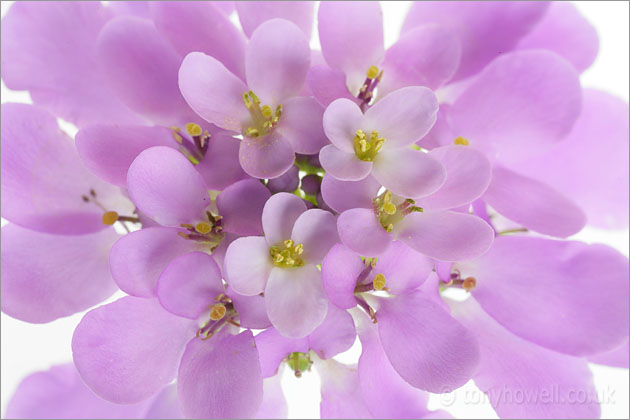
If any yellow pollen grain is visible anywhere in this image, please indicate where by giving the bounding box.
[102,211,119,225]
[185,123,202,137]
[261,105,273,118]
[366,65,379,79]
[454,136,469,146]
[284,239,295,248]
[195,222,212,234]
[463,276,477,292]
[373,273,386,290]
[294,244,304,255]
[209,304,226,320]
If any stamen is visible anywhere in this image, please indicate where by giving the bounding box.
[102,211,119,225]
[270,240,305,268]
[287,352,312,378]
[242,90,281,138]
[209,303,227,321]
[373,273,386,291]
[195,222,212,234]
[185,123,202,137]
[353,129,385,161]
[463,276,477,292]
[366,65,379,79]
[454,136,469,146]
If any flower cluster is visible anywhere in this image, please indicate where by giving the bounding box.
[2,2,629,419]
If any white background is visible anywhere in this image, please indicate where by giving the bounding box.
[1,1,628,418]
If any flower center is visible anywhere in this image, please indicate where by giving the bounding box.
[177,211,225,251]
[269,239,305,268]
[242,90,282,138]
[169,123,211,164]
[373,190,423,232]
[357,65,383,111]
[353,129,385,161]
[287,351,312,378]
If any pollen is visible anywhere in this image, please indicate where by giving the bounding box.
[209,303,227,321]
[242,90,282,138]
[373,273,386,290]
[366,65,379,79]
[454,136,469,146]
[463,276,477,292]
[195,222,212,234]
[353,129,385,161]
[185,122,203,137]
[102,211,119,225]
[383,202,397,215]
[270,240,305,268]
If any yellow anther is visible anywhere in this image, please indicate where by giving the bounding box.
[386,223,394,232]
[248,90,260,104]
[275,253,285,263]
[454,136,469,146]
[270,242,305,268]
[294,244,304,255]
[383,202,397,215]
[355,129,366,140]
[243,92,252,108]
[359,138,369,152]
[383,190,392,203]
[102,211,118,225]
[463,276,477,292]
[185,122,203,137]
[209,303,226,321]
[275,105,283,118]
[285,257,295,265]
[261,105,273,118]
[374,138,385,152]
[366,65,379,79]
[195,222,212,234]
[172,132,183,144]
[373,273,386,290]
[245,127,260,137]
[354,130,385,162]
[284,239,294,248]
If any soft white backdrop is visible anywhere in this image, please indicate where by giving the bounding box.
[1,1,628,418]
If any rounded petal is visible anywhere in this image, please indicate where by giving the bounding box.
[337,208,392,257]
[245,19,310,105]
[402,1,549,80]
[150,1,246,79]
[76,125,176,187]
[265,265,329,338]
[456,236,630,356]
[380,24,461,93]
[378,291,481,393]
[127,146,210,226]
[1,225,118,323]
[588,340,629,369]
[308,304,356,359]
[307,65,356,108]
[96,16,193,125]
[110,227,201,298]
[195,133,249,190]
[318,2,384,82]
[72,297,196,404]
[322,243,365,309]
[157,252,224,319]
[291,209,339,264]
[396,211,494,261]
[276,96,328,154]
[416,145,492,210]
[323,97,366,152]
[262,192,307,246]
[254,328,309,378]
[228,287,272,329]
[1,103,129,235]
[483,166,586,238]
[517,2,598,73]
[320,175,380,213]
[319,145,372,181]
[365,86,438,148]
[224,236,273,296]
[372,148,446,198]
[178,331,263,418]
[178,52,249,132]
[374,241,433,294]
[239,132,296,179]
[237,1,314,39]
[216,179,271,236]
[450,50,582,164]
[452,298,601,419]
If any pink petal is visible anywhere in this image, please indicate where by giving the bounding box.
[396,210,494,261]
[228,287,272,330]
[452,298,601,418]
[236,1,314,39]
[371,148,446,199]
[322,98,364,152]
[276,96,328,154]
[178,52,249,132]
[319,145,372,181]
[245,19,310,105]
[178,331,263,418]
[321,243,365,309]
[456,236,630,356]
[265,265,329,338]
[262,192,307,246]
[150,1,246,80]
[316,359,373,419]
[307,65,356,108]
[291,209,339,264]
[377,290,480,393]
[450,50,581,165]
[308,303,356,360]
[224,236,273,296]
[416,145,492,210]
[320,175,381,213]
[109,226,202,298]
[588,340,629,369]
[1,225,118,323]
[365,86,438,148]
[195,133,249,190]
[255,375,288,419]
[483,166,586,238]
[254,328,309,377]
[337,208,392,257]
[517,2,598,73]
[374,241,433,294]
[72,297,196,404]
[127,146,210,227]
[157,252,224,319]
[216,179,270,236]
[239,132,296,179]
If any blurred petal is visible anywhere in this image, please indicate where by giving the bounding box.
[178,331,263,418]
[245,19,310,105]
[255,328,309,378]
[319,145,372,181]
[72,297,195,404]
[291,209,339,264]
[1,225,118,323]
[127,146,210,226]
[196,133,249,190]
[450,50,581,164]
[237,1,314,39]
[255,375,288,419]
[277,96,328,154]
[322,243,365,309]
[457,236,630,356]
[216,179,270,236]
[224,236,273,296]
[377,290,480,393]
[239,132,295,179]
[483,166,586,237]
[228,287,272,329]
[338,208,392,257]
[374,241,433,294]
[316,359,373,419]
[308,304,356,360]
[588,340,629,369]
[320,175,380,213]
[262,192,307,246]
[265,265,329,338]
[396,210,494,261]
